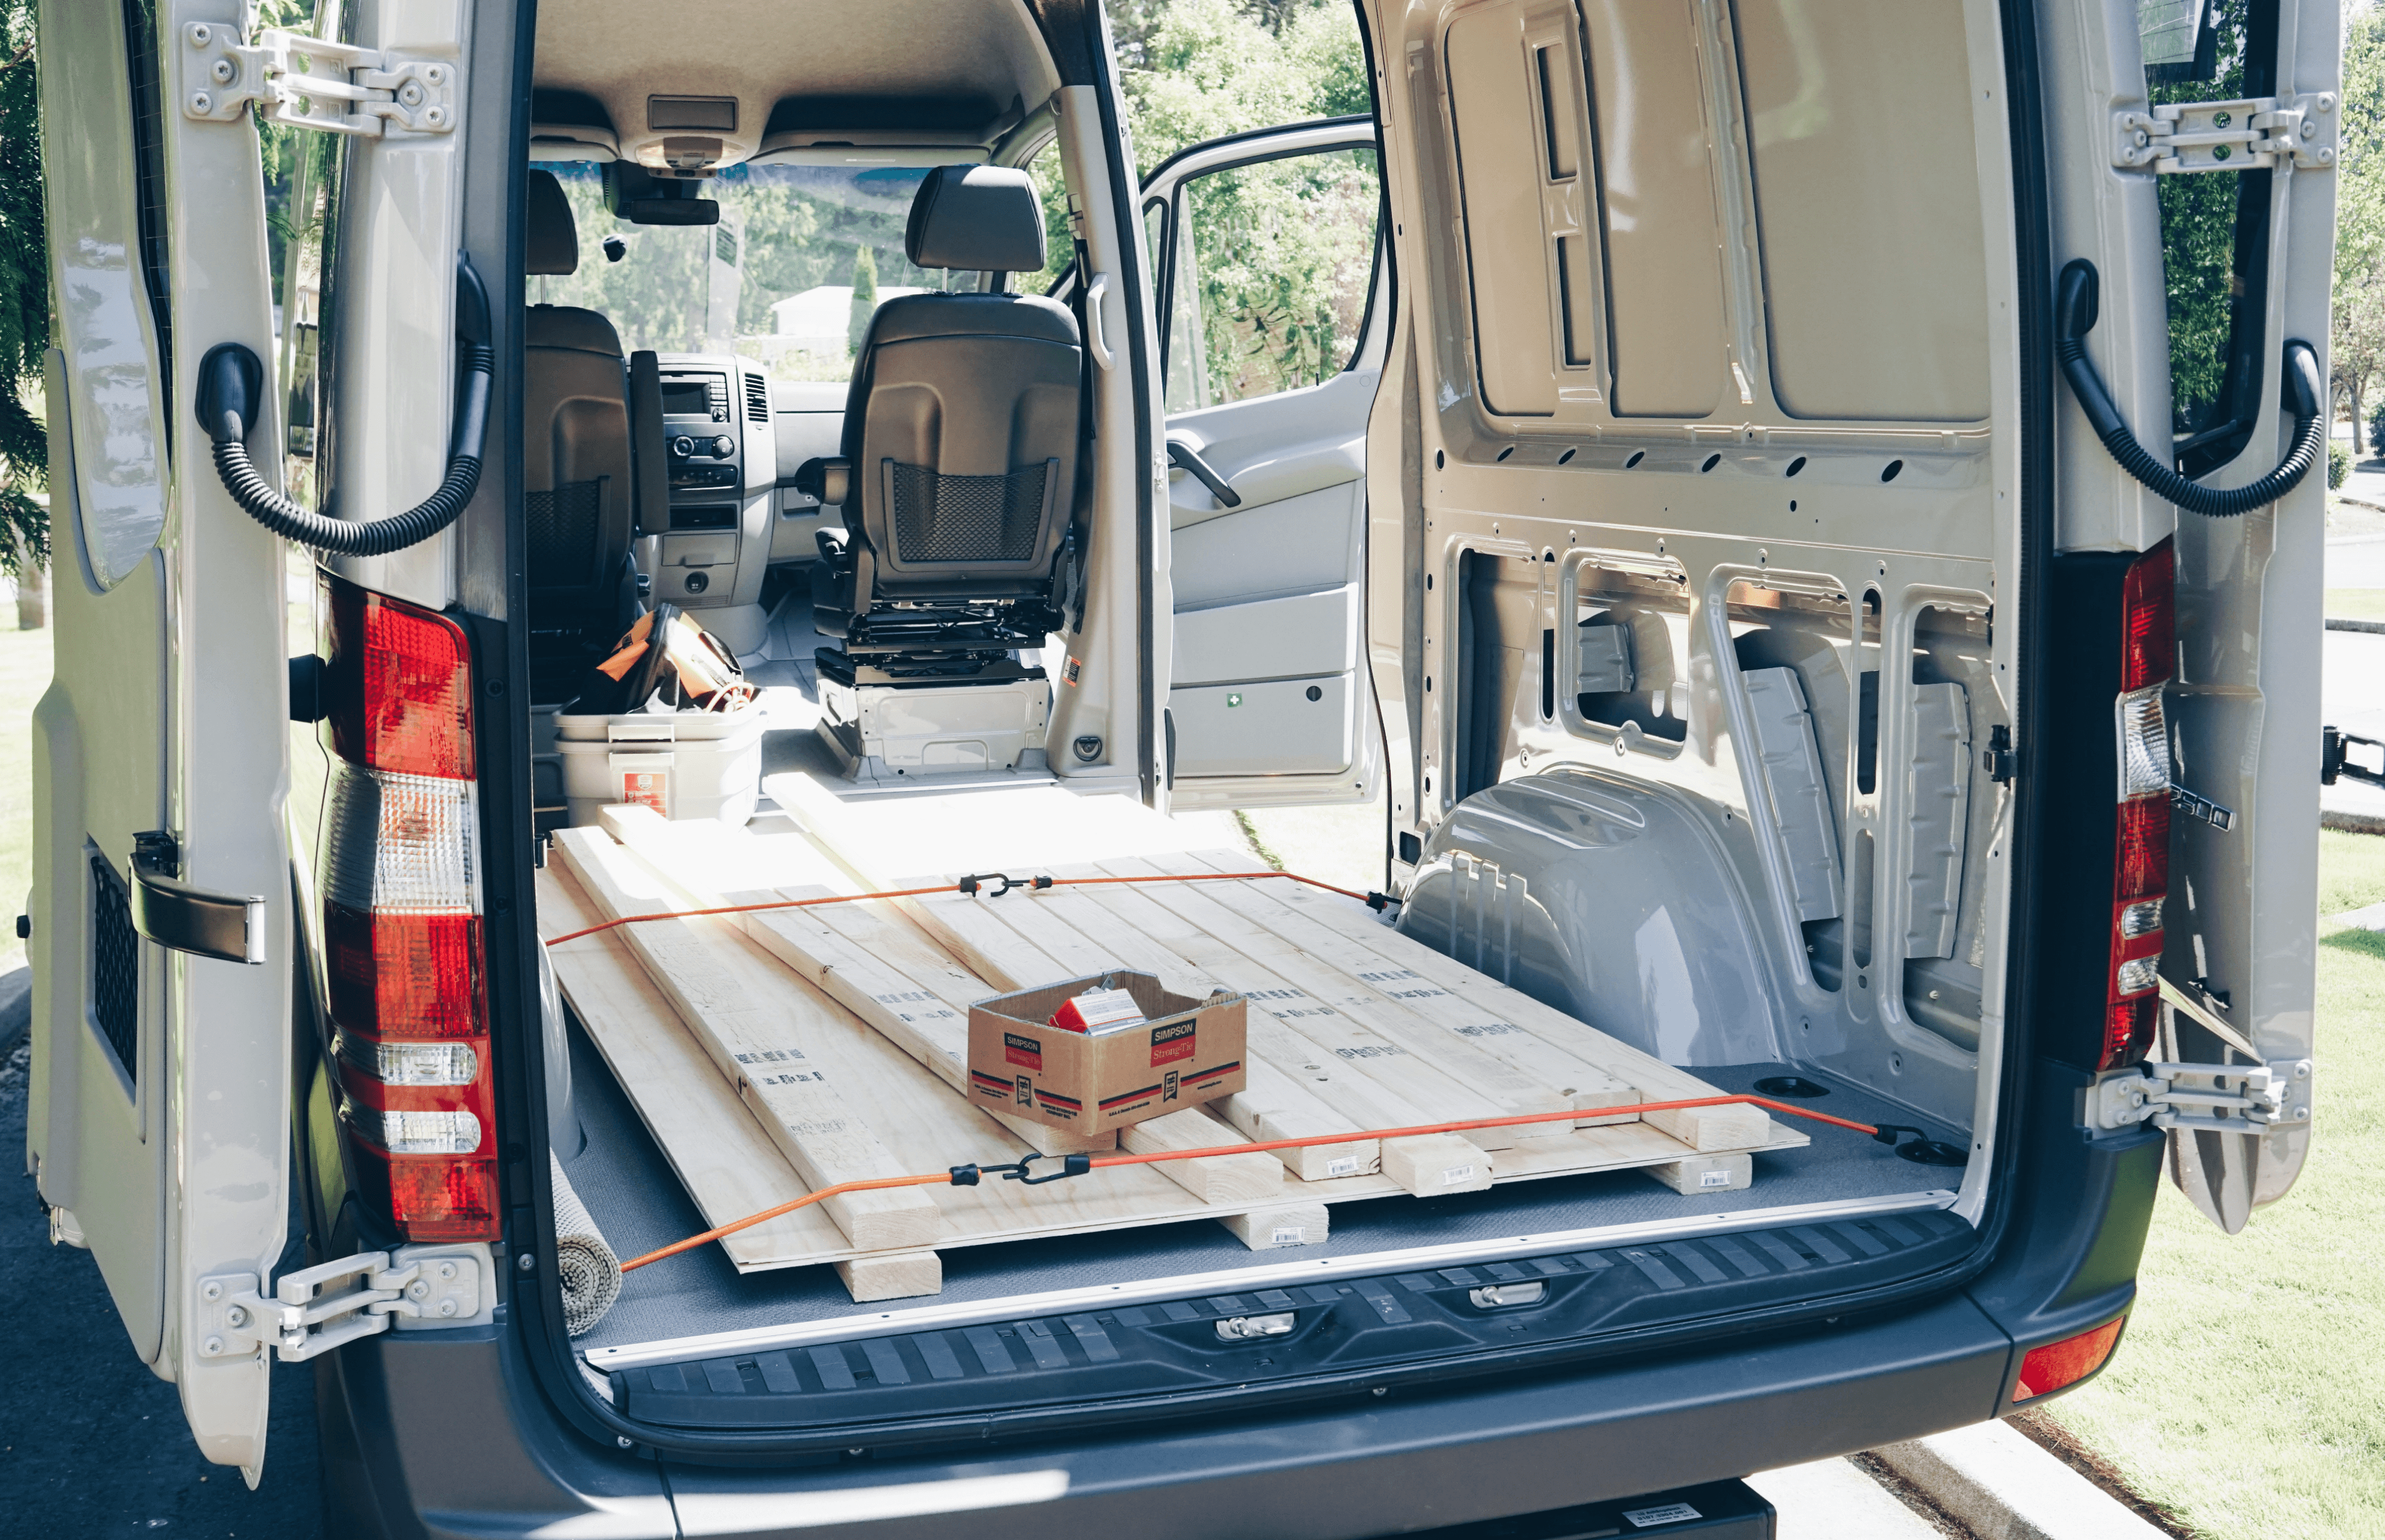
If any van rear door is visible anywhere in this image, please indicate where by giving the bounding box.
[29,0,293,1479]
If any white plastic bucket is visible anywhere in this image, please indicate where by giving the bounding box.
[554,705,767,828]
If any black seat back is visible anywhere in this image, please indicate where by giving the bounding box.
[523,170,637,625]
[841,166,1081,598]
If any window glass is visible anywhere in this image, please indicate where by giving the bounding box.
[2145,0,2277,475]
[1166,146,1379,412]
[535,163,992,382]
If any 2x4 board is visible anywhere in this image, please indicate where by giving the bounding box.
[538,784,1807,1302]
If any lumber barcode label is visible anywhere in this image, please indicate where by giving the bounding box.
[1150,1019,1196,1065]
[1440,1165,1476,1185]
[1002,1031,1043,1070]
[1700,1169,1731,1188]
[1270,1226,1306,1244]
[1325,1156,1363,1177]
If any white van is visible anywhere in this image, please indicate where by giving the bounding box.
[27,0,2331,1533]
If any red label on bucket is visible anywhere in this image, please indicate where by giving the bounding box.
[621,771,668,813]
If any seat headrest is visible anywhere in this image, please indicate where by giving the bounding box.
[527,170,579,276]
[904,165,1046,274]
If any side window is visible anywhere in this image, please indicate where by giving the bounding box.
[2144,0,2278,476]
[1160,147,1381,414]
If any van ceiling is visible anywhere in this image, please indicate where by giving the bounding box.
[532,0,1060,168]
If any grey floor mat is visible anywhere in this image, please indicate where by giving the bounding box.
[558,1013,1963,1354]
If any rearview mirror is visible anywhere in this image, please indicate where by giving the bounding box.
[604,163,720,227]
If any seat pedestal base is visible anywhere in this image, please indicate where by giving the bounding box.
[817,671,1053,783]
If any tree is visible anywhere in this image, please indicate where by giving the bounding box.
[0,1,45,579]
[848,244,878,356]
[2335,271,2385,458]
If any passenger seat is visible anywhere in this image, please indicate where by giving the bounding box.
[524,168,642,700]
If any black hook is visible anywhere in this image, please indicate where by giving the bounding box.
[956,872,1053,897]
[949,1151,1091,1187]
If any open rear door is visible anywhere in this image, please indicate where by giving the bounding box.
[2045,0,2332,1230]
[29,0,293,1478]
[1142,119,1388,808]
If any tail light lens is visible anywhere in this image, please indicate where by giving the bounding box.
[2102,541,2173,1070]
[318,576,497,1241]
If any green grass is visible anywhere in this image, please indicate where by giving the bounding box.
[2324,587,2385,623]
[2037,828,2385,1538]
[0,620,52,974]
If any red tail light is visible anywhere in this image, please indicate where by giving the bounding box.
[2102,541,2173,1070]
[319,575,497,1242]
[2012,1316,2126,1403]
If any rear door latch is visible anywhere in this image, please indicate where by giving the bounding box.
[180,24,457,137]
[2113,92,2337,173]
[2086,1059,2313,1138]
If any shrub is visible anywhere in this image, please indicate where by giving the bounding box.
[2333,440,2351,491]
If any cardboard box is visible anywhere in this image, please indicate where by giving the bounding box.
[968,970,1247,1136]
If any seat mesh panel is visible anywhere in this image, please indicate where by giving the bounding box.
[888,461,1048,565]
[90,853,138,1084]
[527,479,604,592]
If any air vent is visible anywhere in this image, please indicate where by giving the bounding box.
[745,373,770,425]
[89,850,139,1082]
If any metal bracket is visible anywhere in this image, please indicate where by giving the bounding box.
[2322,725,2384,787]
[128,831,265,966]
[2113,92,2338,173]
[194,1248,483,1364]
[2087,1058,2314,1137]
[181,23,457,137]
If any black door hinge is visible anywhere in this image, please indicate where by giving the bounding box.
[1981,725,2017,784]
[2324,725,2384,787]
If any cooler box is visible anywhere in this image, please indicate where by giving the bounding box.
[555,705,767,827]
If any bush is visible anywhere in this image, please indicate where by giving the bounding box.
[2333,440,2351,491]
[2369,403,2385,456]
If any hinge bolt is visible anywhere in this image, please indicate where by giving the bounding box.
[408,1280,431,1300]
[211,59,234,83]
[517,1252,535,1273]
[188,23,211,45]
[202,1281,222,1302]
[203,1336,224,1356]
[438,1300,458,1317]
[224,1305,248,1328]
[437,1261,458,1280]
[190,91,213,113]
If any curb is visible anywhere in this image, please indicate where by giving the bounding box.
[1869,1421,2169,1540]
[2326,617,2385,633]
[2322,807,2385,835]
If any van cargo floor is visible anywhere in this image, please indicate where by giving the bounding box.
[559,1014,1958,1354]
[534,782,1912,1306]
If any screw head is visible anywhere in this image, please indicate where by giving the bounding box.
[425,107,446,127]
[202,1281,224,1302]
[437,1299,458,1317]
[191,91,213,113]
[211,59,234,83]
[517,1252,535,1273]
[399,82,424,107]
[437,1261,458,1280]
[224,1305,248,1328]
[203,1336,225,1355]
[2321,148,2337,165]
[425,65,447,83]
[188,23,211,45]
[408,1280,432,1300]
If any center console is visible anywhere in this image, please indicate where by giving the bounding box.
[643,353,775,653]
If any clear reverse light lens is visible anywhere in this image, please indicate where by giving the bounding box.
[2115,956,2161,998]
[344,1103,484,1156]
[2118,899,2164,939]
[2116,686,2169,799]
[320,761,481,914]
[342,1033,478,1086]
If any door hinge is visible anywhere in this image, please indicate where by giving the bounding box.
[180,23,457,138]
[194,1247,484,1364]
[2113,92,2337,173]
[2322,725,2384,787]
[2086,1058,2313,1138]
[1981,725,2017,784]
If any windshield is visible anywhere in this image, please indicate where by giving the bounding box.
[535,161,1003,381]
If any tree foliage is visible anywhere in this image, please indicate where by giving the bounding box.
[0,0,43,577]
[2338,5,2385,453]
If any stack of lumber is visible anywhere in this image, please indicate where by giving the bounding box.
[537,791,1806,1303]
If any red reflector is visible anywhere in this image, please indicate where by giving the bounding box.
[327,904,485,1039]
[2014,1317,2125,1402]
[328,579,476,779]
[2119,540,2174,692]
[2115,796,2168,903]
[386,1159,500,1242]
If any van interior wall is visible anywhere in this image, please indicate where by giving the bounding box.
[1381,0,2010,1147]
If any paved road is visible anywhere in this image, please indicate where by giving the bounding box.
[0,1036,324,1538]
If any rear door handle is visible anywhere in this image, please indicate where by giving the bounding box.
[1165,440,1242,507]
[129,831,266,965]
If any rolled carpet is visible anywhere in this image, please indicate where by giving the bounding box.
[549,1151,622,1336]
